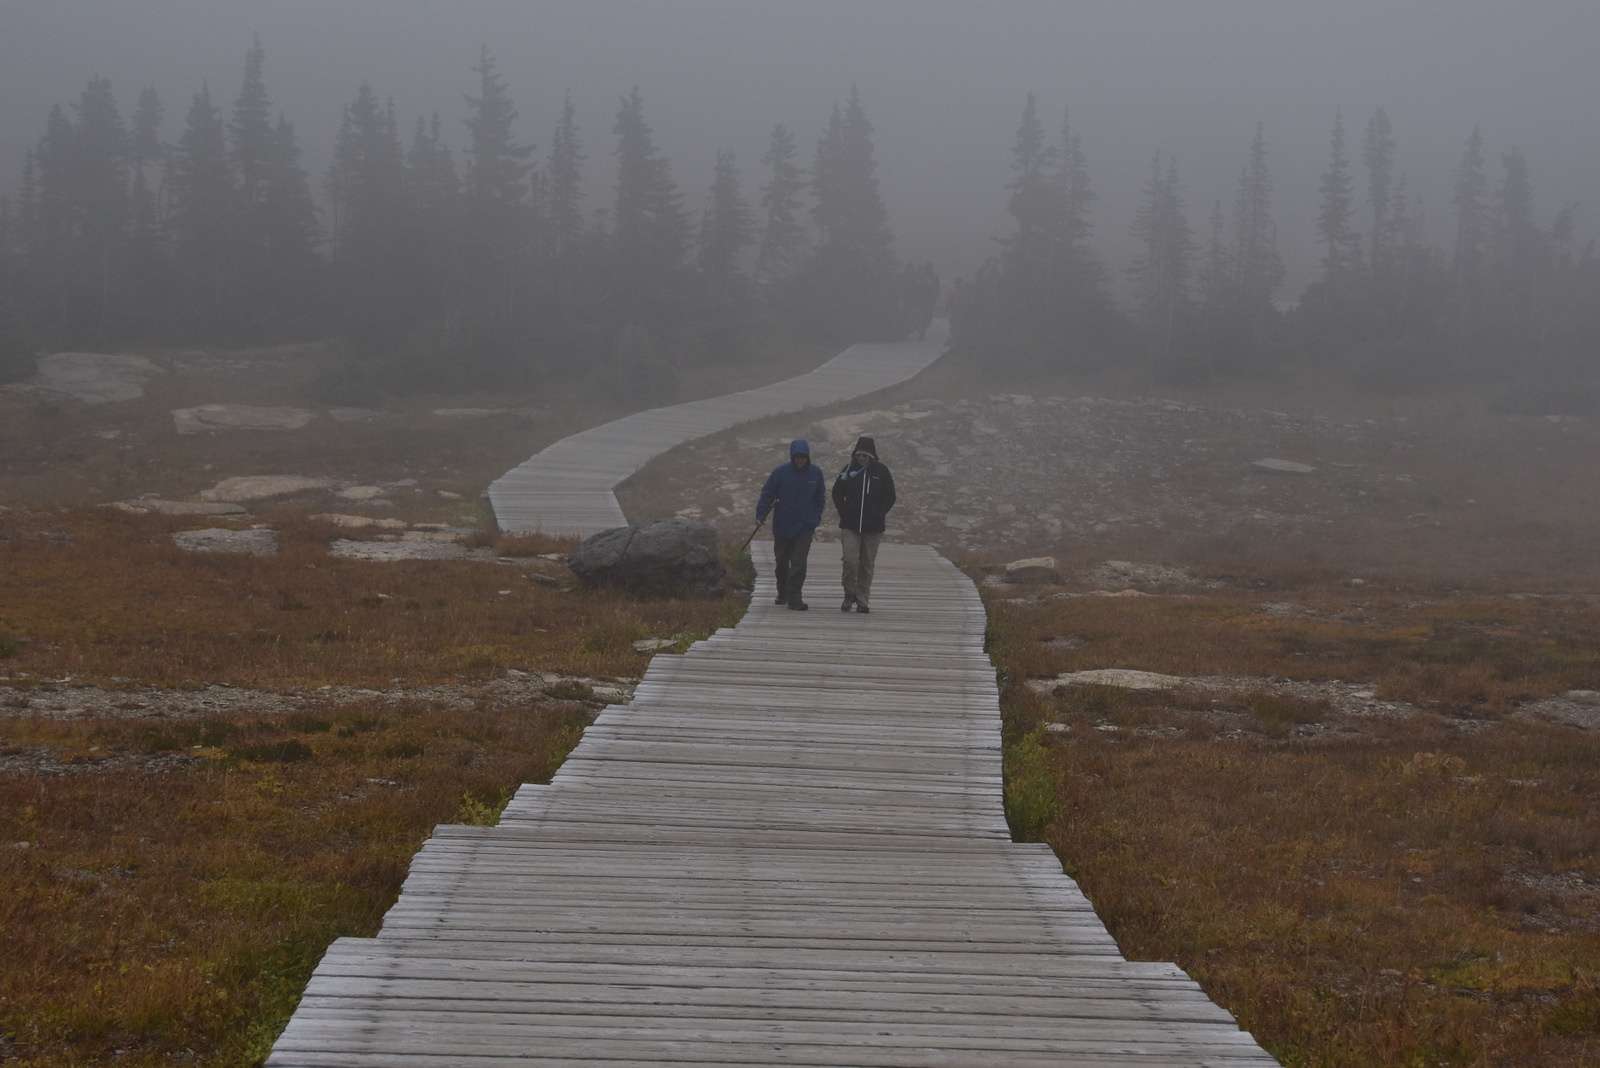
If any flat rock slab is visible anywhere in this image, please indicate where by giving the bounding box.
[1005,556,1060,584]
[329,537,494,562]
[35,352,162,403]
[112,500,248,517]
[171,527,277,555]
[310,514,407,530]
[1031,669,1187,692]
[1252,457,1317,474]
[173,404,315,434]
[199,475,334,502]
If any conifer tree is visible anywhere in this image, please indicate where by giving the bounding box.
[230,38,273,219]
[754,122,807,282]
[324,84,409,347]
[169,83,233,333]
[1000,94,1059,313]
[1451,127,1489,325]
[1231,121,1284,319]
[128,87,165,292]
[609,86,689,334]
[461,48,534,339]
[1315,111,1360,284]
[697,150,753,299]
[69,77,132,336]
[546,92,585,262]
[1127,153,1193,354]
[800,87,897,340]
[1363,106,1395,275]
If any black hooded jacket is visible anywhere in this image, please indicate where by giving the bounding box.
[832,436,896,534]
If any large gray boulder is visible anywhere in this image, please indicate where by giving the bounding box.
[569,517,725,597]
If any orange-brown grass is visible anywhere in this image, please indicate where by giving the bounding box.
[985,572,1600,1066]
[0,696,589,1066]
[0,502,746,1066]
[0,508,733,687]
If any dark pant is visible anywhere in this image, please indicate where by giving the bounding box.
[773,531,813,602]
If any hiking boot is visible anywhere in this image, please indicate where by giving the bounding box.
[787,600,809,611]
[775,595,787,605]
[840,595,855,611]
[854,603,870,614]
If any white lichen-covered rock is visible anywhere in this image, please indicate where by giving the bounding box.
[112,500,247,516]
[199,475,334,502]
[36,353,162,403]
[1004,556,1060,585]
[1025,669,1187,694]
[1252,457,1316,474]
[172,404,315,434]
[309,514,407,530]
[171,527,277,555]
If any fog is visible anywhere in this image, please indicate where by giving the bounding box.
[3,0,1597,298]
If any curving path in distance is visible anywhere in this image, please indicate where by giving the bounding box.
[488,328,948,536]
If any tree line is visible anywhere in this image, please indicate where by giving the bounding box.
[956,96,1600,406]
[0,43,911,397]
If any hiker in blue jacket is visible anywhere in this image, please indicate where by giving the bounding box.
[756,439,827,611]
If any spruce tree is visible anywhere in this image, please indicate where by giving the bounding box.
[1363,106,1395,276]
[69,77,133,337]
[1231,121,1284,319]
[1127,153,1193,354]
[546,92,585,262]
[460,47,534,353]
[169,83,233,335]
[609,86,689,336]
[325,84,410,349]
[1315,111,1360,284]
[801,87,897,341]
[1451,127,1489,332]
[1000,94,1059,317]
[754,122,807,282]
[697,150,753,299]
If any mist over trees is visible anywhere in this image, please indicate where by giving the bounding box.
[2,41,1597,409]
[0,44,907,395]
[955,96,1600,408]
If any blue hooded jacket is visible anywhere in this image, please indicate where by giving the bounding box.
[756,439,826,539]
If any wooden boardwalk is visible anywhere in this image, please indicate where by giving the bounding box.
[271,333,1275,1064]
[269,542,1275,1065]
[488,331,948,536]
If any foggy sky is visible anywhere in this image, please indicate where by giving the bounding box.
[3,0,1597,299]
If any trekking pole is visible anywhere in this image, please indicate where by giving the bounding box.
[737,506,772,554]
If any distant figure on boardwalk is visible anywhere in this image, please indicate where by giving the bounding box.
[833,436,896,614]
[756,439,826,611]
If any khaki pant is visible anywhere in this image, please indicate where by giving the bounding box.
[839,530,883,607]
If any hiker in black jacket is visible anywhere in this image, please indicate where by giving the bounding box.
[832,435,895,614]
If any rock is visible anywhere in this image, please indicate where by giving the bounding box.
[171,528,277,555]
[172,404,315,434]
[329,537,494,562]
[1252,458,1317,474]
[112,500,248,517]
[569,517,725,597]
[1005,556,1060,585]
[1026,669,1187,695]
[337,485,387,500]
[199,475,334,502]
[35,353,162,403]
[327,407,387,423]
[309,513,406,530]
[631,637,679,653]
